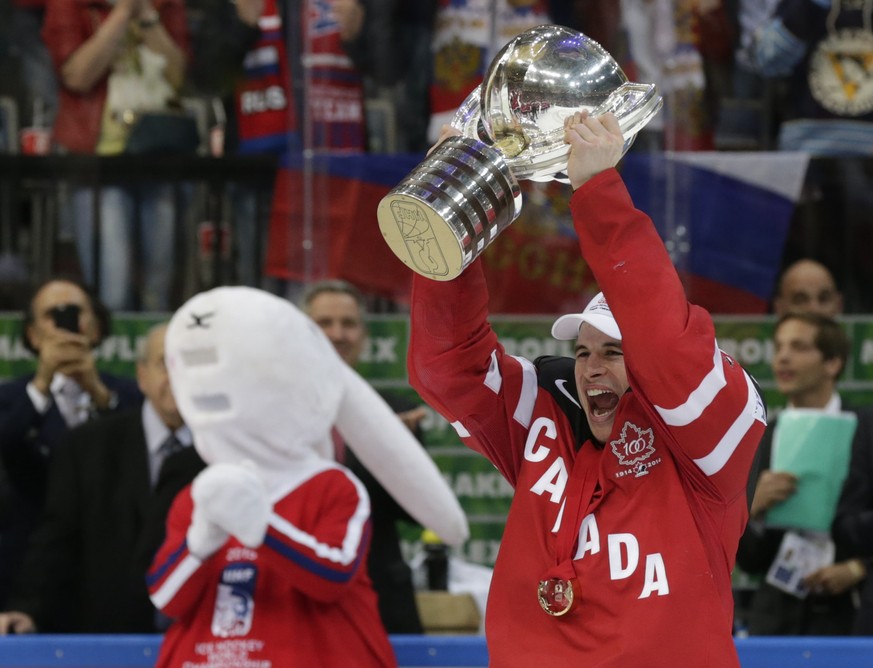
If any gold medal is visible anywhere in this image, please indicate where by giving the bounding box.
[537,577,576,616]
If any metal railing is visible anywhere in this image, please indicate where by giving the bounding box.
[0,153,278,310]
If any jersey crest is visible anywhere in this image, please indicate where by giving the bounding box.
[610,421,661,478]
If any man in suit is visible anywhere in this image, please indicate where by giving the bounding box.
[302,279,426,634]
[0,322,204,633]
[737,312,869,635]
[0,277,142,607]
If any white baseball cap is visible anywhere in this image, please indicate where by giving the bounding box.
[551,292,622,341]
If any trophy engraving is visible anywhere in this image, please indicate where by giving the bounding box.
[388,200,450,277]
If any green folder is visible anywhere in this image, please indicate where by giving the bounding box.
[765,409,857,533]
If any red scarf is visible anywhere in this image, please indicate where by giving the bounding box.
[236,0,364,154]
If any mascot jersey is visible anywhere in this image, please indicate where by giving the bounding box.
[408,170,767,667]
[147,464,395,668]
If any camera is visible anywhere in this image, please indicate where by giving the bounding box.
[50,304,81,333]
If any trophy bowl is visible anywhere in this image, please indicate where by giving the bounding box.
[452,24,663,181]
[378,24,662,281]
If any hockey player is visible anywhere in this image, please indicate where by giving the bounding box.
[407,112,767,667]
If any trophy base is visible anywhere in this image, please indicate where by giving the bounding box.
[377,193,466,281]
[377,136,522,282]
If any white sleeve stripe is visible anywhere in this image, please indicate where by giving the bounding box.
[693,371,759,476]
[451,420,471,437]
[268,470,370,566]
[655,342,726,427]
[484,350,502,394]
[511,355,537,429]
[150,554,203,610]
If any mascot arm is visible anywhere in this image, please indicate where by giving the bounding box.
[147,489,216,619]
[261,468,370,603]
[187,503,229,560]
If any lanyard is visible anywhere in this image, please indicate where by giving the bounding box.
[537,440,603,616]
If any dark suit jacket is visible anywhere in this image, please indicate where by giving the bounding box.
[344,390,424,635]
[832,406,873,634]
[737,403,873,635]
[7,408,204,633]
[0,373,142,606]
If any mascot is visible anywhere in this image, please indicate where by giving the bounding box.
[147,287,468,667]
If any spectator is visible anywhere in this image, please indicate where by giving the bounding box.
[833,405,873,634]
[406,113,766,666]
[181,0,265,287]
[41,0,190,310]
[737,313,868,635]
[715,0,782,149]
[182,0,262,153]
[301,279,426,634]
[334,0,437,153]
[620,0,734,151]
[0,0,59,141]
[772,258,843,317]
[747,0,873,154]
[334,0,625,153]
[0,277,142,607]
[246,0,369,291]
[0,323,203,634]
[426,0,554,144]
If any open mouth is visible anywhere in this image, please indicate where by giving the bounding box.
[586,388,619,418]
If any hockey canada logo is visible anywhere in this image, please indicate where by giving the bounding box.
[610,422,658,478]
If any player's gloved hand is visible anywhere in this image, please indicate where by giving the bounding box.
[190,460,271,551]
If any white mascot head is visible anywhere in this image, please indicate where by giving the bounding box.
[165,286,468,546]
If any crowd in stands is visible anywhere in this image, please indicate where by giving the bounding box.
[0,0,872,649]
[1,0,872,313]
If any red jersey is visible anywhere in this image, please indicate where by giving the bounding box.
[408,169,766,667]
[147,465,395,668]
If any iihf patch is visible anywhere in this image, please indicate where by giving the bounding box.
[211,562,258,638]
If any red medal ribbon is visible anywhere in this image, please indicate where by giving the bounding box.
[537,440,602,616]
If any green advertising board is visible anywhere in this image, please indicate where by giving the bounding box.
[4,312,873,567]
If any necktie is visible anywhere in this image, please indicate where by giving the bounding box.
[153,433,186,488]
[159,433,185,458]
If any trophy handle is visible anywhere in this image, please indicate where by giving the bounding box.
[593,82,663,141]
[451,85,484,139]
[525,82,662,180]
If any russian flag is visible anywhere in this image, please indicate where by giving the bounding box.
[265,150,809,315]
[264,152,422,299]
[621,151,810,313]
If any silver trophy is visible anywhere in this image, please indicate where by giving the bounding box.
[377,24,663,281]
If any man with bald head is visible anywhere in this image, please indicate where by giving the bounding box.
[0,323,204,634]
[772,259,843,318]
[0,277,142,607]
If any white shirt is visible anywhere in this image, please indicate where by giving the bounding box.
[26,373,91,428]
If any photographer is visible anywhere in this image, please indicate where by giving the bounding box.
[0,277,142,607]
